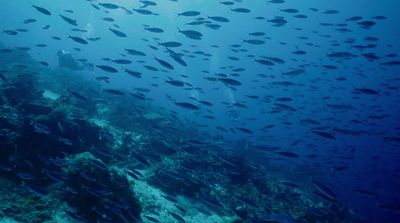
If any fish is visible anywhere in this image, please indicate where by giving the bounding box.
[208,16,229,22]
[261,214,296,223]
[346,16,363,22]
[219,78,242,86]
[64,210,87,222]
[283,69,305,76]
[236,127,253,134]
[168,211,186,223]
[112,59,132,64]
[255,59,274,66]
[125,69,142,78]
[281,8,299,13]
[144,215,160,222]
[178,29,203,40]
[133,8,156,15]
[166,80,185,87]
[24,184,48,196]
[96,65,118,73]
[88,37,101,41]
[68,36,88,44]
[231,8,251,13]
[175,102,199,110]
[17,172,35,180]
[0,164,13,172]
[59,137,73,146]
[155,57,174,70]
[220,1,235,5]
[99,3,119,9]
[140,1,157,8]
[312,181,337,201]
[275,151,300,158]
[23,18,36,24]
[268,17,287,26]
[103,89,126,96]
[34,123,51,134]
[60,14,77,26]
[178,11,201,17]
[312,131,336,139]
[68,89,87,101]
[354,88,379,95]
[125,49,146,56]
[144,26,164,33]
[381,61,400,66]
[379,203,400,212]
[243,39,265,45]
[170,54,187,67]
[109,28,127,37]
[358,20,376,28]
[3,30,18,35]
[33,5,51,15]
[158,41,182,48]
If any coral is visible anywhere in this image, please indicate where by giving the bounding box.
[0,178,61,223]
[61,152,142,223]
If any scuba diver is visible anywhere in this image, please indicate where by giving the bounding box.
[57,50,83,71]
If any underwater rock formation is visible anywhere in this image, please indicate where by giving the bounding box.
[0,46,359,223]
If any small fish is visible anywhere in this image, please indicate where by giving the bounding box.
[112,59,131,64]
[125,49,146,56]
[68,89,87,101]
[381,61,400,66]
[255,59,274,66]
[33,5,51,16]
[96,65,118,73]
[168,211,186,223]
[312,131,336,139]
[24,184,48,196]
[3,30,18,35]
[208,16,229,22]
[354,88,379,95]
[281,8,299,13]
[109,28,127,37]
[68,36,88,44]
[312,181,337,201]
[23,19,36,24]
[59,137,73,146]
[34,123,51,134]
[275,151,300,158]
[178,11,200,17]
[178,28,203,40]
[379,203,400,212]
[231,8,251,13]
[99,3,119,9]
[103,89,126,96]
[170,55,187,67]
[17,172,35,180]
[155,57,174,70]
[133,8,155,15]
[158,41,182,48]
[60,14,77,26]
[125,69,142,78]
[219,77,242,86]
[166,80,185,87]
[236,127,253,134]
[175,102,199,110]
[144,26,164,33]
[64,210,87,223]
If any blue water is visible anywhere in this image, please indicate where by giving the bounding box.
[1,0,400,222]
